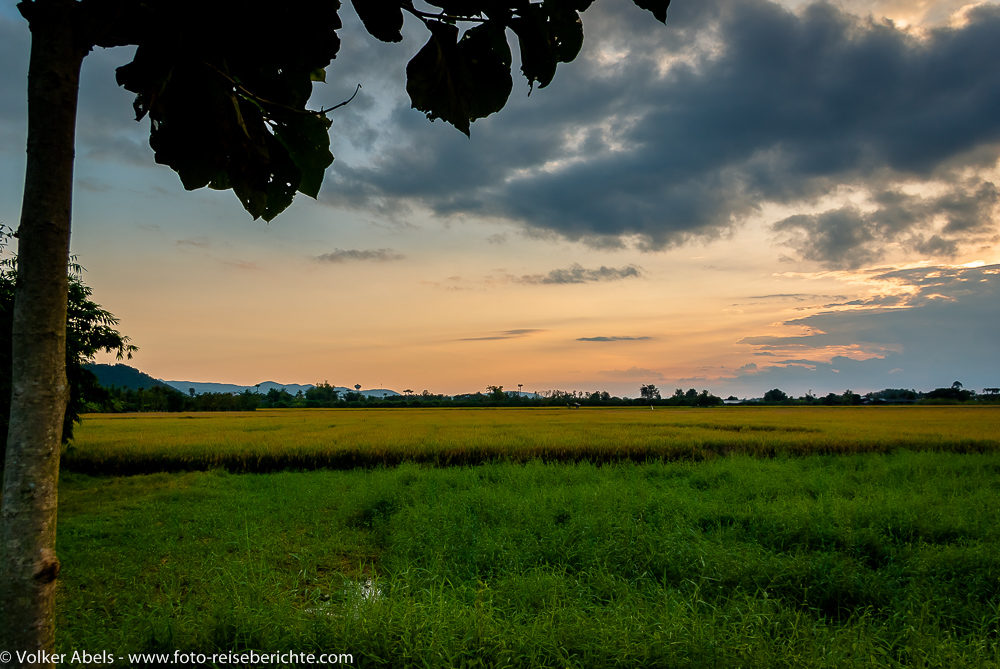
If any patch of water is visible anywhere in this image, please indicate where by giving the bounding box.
[304,578,383,618]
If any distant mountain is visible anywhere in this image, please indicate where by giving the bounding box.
[86,363,404,397]
[161,380,316,395]
[353,388,403,398]
[162,380,402,398]
[85,363,173,390]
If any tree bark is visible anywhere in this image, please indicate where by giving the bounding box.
[1,1,88,663]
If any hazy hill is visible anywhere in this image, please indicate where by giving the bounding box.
[162,380,402,397]
[162,380,315,395]
[85,363,173,390]
[87,363,404,397]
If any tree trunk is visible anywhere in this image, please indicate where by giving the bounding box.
[1,1,87,663]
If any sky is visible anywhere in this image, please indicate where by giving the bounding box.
[1,0,999,398]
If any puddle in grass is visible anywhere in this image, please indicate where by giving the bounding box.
[305,578,383,617]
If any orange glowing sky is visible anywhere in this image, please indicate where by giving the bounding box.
[1,0,998,398]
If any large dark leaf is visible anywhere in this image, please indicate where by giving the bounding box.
[631,0,670,23]
[510,5,557,90]
[272,112,334,199]
[351,0,404,42]
[261,133,304,221]
[546,4,584,63]
[115,42,174,121]
[406,21,514,135]
[458,23,513,121]
[406,22,473,135]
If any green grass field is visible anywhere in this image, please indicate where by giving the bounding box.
[52,407,1000,667]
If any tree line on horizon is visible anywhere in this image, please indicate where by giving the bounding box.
[79,379,1000,415]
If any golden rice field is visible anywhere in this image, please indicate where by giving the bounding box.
[65,406,1000,474]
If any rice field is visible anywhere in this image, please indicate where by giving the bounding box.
[65,406,1000,474]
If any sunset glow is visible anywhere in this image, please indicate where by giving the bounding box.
[1,0,997,398]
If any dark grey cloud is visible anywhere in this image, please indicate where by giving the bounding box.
[774,182,1000,268]
[5,1,998,269]
[315,248,404,263]
[459,328,545,341]
[516,263,643,284]
[721,263,1000,393]
[320,0,1000,263]
[577,336,651,342]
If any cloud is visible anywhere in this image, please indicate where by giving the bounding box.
[577,335,651,342]
[176,237,211,248]
[459,328,546,341]
[516,263,643,284]
[315,248,404,263]
[320,0,1000,264]
[717,263,1000,393]
[774,183,1000,268]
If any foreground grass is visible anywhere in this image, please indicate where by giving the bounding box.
[56,452,1000,667]
[65,406,1000,474]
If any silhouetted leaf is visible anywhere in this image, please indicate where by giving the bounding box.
[406,22,473,135]
[510,5,558,90]
[459,23,513,120]
[631,0,670,23]
[406,21,514,135]
[547,5,584,63]
[351,0,404,42]
[262,133,303,221]
[273,112,334,199]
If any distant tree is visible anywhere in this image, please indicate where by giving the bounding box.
[305,382,340,406]
[693,390,723,407]
[763,388,788,403]
[236,390,260,411]
[640,384,661,400]
[1,248,136,463]
[925,384,973,402]
[189,388,196,397]
[841,389,862,405]
[260,387,296,408]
